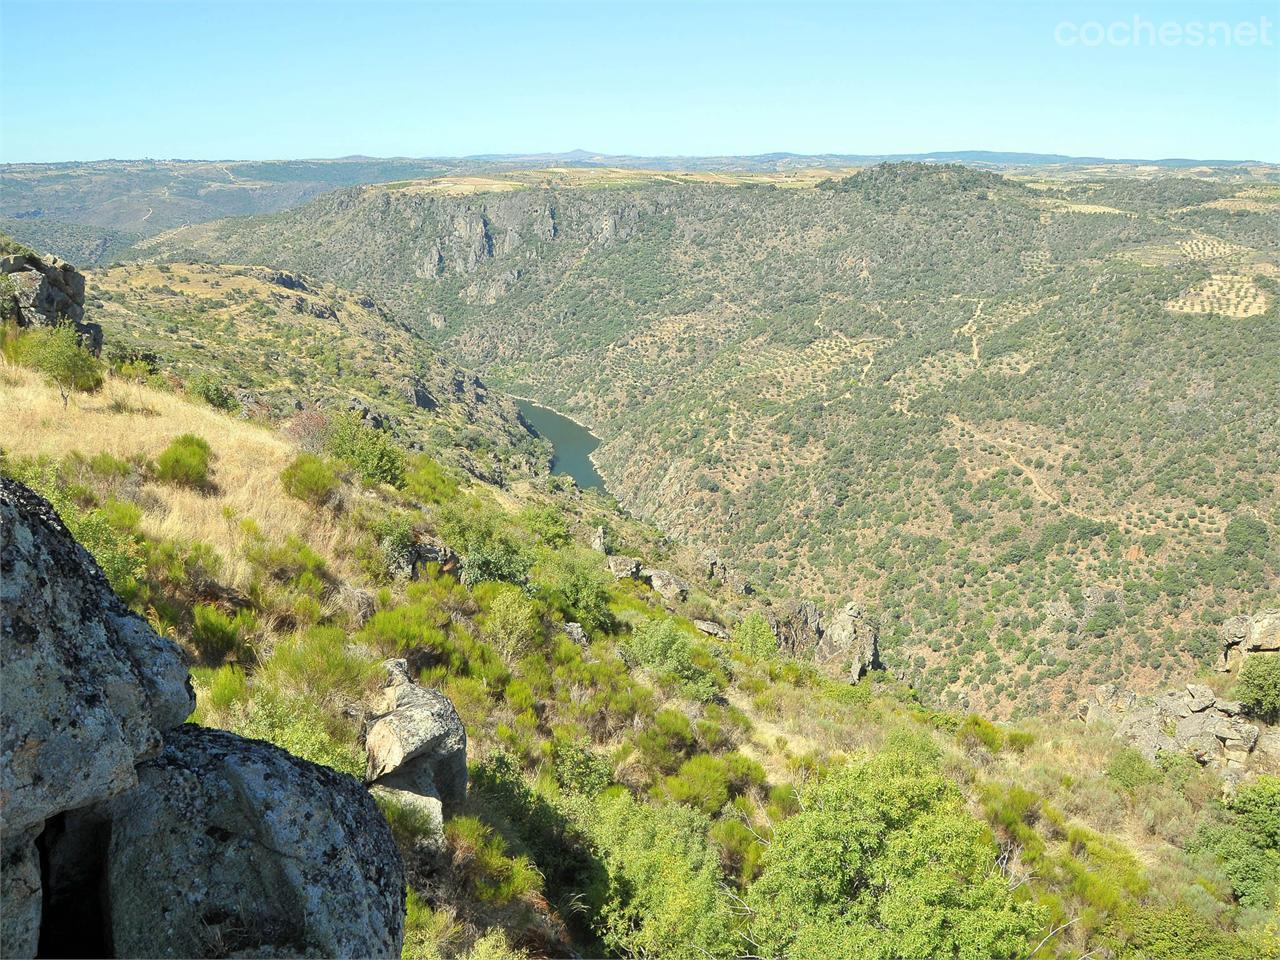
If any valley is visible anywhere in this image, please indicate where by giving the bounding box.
[118,161,1280,716]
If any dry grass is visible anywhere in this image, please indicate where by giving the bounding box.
[0,364,341,585]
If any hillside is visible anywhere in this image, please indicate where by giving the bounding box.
[77,258,547,483]
[3,310,1279,959]
[134,163,1280,716]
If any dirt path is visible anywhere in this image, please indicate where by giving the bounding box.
[957,300,983,363]
[950,416,1118,525]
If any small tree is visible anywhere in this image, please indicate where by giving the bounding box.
[1236,655,1280,722]
[26,324,103,407]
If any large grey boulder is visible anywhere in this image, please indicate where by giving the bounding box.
[102,725,404,959]
[1,478,194,837]
[608,555,641,579]
[641,567,690,603]
[365,660,468,833]
[1,247,100,353]
[1,478,193,957]
[1,478,407,958]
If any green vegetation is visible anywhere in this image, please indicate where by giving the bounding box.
[154,433,213,488]
[280,452,339,505]
[1236,655,1280,722]
[5,322,103,406]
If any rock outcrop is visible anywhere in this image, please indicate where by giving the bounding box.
[365,659,468,836]
[820,602,881,680]
[641,567,690,603]
[102,726,405,959]
[0,478,405,958]
[1219,608,1280,671]
[767,599,880,680]
[1082,682,1265,774]
[608,555,642,579]
[0,246,100,353]
[694,619,730,640]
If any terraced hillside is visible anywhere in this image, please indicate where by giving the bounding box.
[134,164,1280,715]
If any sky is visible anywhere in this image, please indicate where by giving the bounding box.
[1,0,1276,163]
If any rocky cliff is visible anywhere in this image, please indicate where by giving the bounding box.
[0,478,405,958]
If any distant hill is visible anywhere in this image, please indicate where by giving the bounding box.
[3,151,1275,261]
[136,162,1280,716]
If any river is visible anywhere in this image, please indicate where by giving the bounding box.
[515,399,607,492]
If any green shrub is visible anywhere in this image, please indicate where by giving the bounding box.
[625,619,724,702]
[479,585,542,662]
[732,611,777,661]
[956,713,1005,752]
[89,451,130,478]
[551,738,612,794]
[2,457,143,595]
[403,453,459,506]
[205,664,248,711]
[444,816,543,906]
[1106,747,1163,793]
[187,373,239,411]
[747,749,1043,959]
[190,602,246,662]
[325,412,405,487]
[517,505,570,547]
[534,548,613,632]
[280,452,338,506]
[663,754,730,815]
[585,791,736,959]
[154,434,213,489]
[1235,655,1280,722]
[259,625,380,704]
[230,694,363,777]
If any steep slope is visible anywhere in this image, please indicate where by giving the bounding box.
[135,165,1280,715]
[83,259,546,482]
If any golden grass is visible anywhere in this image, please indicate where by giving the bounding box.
[0,364,342,586]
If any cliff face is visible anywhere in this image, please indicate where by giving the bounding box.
[0,478,405,958]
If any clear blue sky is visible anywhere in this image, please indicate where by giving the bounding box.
[1,0,1276,162]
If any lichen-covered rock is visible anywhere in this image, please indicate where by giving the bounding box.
[1084,682,1263,771]
[102,725,404,959]
[365,660,468,832]
[694,619,730,640]
[768,600,825,658]
[767,599,879,680]
[0,477,193,836]
[608,555,641,579]
[0,830,42,958]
